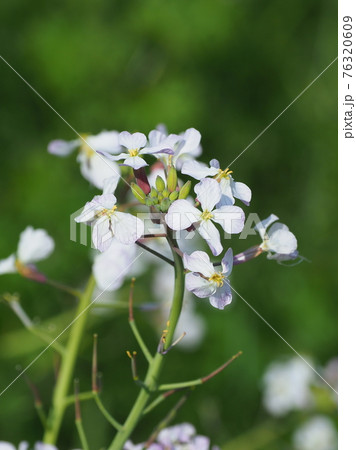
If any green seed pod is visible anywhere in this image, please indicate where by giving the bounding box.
[131,183,146,204]
[155,176,165,192]
[150,187,158,198]
[167,167,178,192]
[160,198,171,212]
[178,180,191,199]
[169,190,179,201]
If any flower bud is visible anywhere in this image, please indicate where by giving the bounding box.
[150,187,158,198]
[145,198,155,207]
[169,190,179,201]
[178,180,191,199]
[167,167,178,192]
[160,198,171,212]
[155,176,165,192]
[131,183,146,204]
[162,189,170,198]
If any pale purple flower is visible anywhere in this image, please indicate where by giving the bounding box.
[184,249,233,310]
[255,214,298,261]
[182,158,251,207]
[165,178,245,256]
[100,131,174,170]
[75,194,144,252]
[48,131,121,189]
[0,227,54,276]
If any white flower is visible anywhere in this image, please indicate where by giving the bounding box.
[292,416,337,450]
[182,158,251,206]
[93,240,138,291]
[100,131,174,170]
[75,194,144,252]
[262,357,315,416]
[255,214,298,261]
[48,131,121,189]
[165,178,245,256]
[184,249,233,310]
[0,227,54,276]
[0,443,58,450]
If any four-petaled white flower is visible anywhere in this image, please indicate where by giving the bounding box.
[100,131,174,170]
[0,227,54,277]
[48,131,121,189]
[165,178,245,255]
[255,214,298,261]
[75,194,144,252]
[184,248,233,310]
[182,158,251,207]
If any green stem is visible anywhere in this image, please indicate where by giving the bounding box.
[93,392,123,431]
[129,320,153,364]
[42,275,96,444]
[75,419,90,450]
[107,235,185,450]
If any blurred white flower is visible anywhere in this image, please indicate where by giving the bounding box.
[48,131,121,189]
[255,214,298,262]
[0,443,58,450]
[124,422,215,450]
[262,357,315,416]
[0,227,54,278]
[182,158,251,207]
[292,416,337,450]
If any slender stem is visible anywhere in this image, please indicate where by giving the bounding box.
[75,420,90,450]
[46,279,82,298]
[42,275,96,444]
[107,234,185,450]
[129,321,153,363]
[65,391,95,406]
[93,393,123,431]
[135,241,174,266]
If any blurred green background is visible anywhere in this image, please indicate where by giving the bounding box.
[0,0,337,448]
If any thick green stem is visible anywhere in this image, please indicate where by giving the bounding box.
[42,275,96,444]
[108,236,185,449]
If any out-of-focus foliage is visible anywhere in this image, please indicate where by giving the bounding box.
[0,0,336,448]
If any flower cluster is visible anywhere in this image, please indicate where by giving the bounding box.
[124,422,217,450]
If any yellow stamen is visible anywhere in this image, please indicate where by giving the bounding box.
[208,272,225,287]
[80,135,95,158]
[201,210,213,221]
[96,205,117,218]
[215,168,233,181]
[128,148,139,157]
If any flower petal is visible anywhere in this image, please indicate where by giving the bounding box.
[181,160,218,180]
[177,128,201,156]
[185,272,216,298]
[255,214,279,239]
[197,220,223,256]
[194,178,221,212]
[48,139,79,156]
[102,175,120,195]
[216,177,234,207]
[209,282,232,310]
[112,212,144,245]
[118,131,147,149]
[221,248,233,276]
[17,227,55,264]
[0,254,17,275]
[79,152,120,189]
[92,217,113,252]
[268,227,298,255]
[165,200,201,231]
[231,181,252,206]
[183,251,214,277]
[213,205,245,234]
[86,131,120,153]
[209,159,220,169]
[122,156,148,169]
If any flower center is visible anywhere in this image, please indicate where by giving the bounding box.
[80,136,95,158]
[96,205,117,218]
[208,272,225,287]
[215,167,233,181]
[201,210,213,221]
[128,148,139,157]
